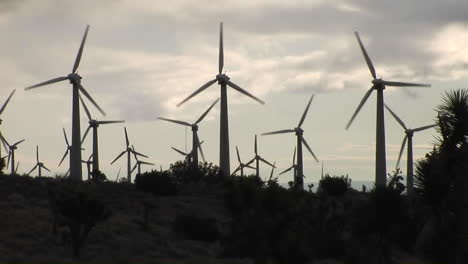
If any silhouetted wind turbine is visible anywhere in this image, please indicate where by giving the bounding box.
[82,153,93,180]
[280,147,297,179]
[262,95,319,190]
[111,127,147,182]
[345,32,430,188]
[28,146,50,177]
[0,90,15,158]
[158,98,217,167]
[58,128,72,168]
[176,22,265,177]
[5,138,25,175]
[172,141,205,164]
[25,25,106,181]
[245,135,275,178]
[385,104,436,195]
[231,146,255,177]
[80,95,124,173]
[268,161,276,182]
[131,146,154,175]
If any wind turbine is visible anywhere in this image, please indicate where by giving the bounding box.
[27,146,50,177]
[0,89,15,159]
[262,95,319,190]
[245,135,275,178]
[279,147,297,179]
[176,22,265,177]
[231,146,255,177]
[58,128,72,168]
[171,141,205,164]
[5,138,25,175]
[111,127,147,182]
[82,153,93,180]
[345,32,430,188]
[25,25,106,181]
[385,104,436,195]
[80,95,124,173]
[131,146,154,175]
[268,161,277,182]
[158,98,217,167]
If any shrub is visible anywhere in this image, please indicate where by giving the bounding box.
[134,170,178,196]
[172,214,220,242]
[318,174,350,196]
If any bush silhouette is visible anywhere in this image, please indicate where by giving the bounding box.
[318,174,350,196]
[134,169,178,196]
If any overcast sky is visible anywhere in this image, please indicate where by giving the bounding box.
[1,0,467,183]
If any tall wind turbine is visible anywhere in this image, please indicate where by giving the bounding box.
[0,90,15,159]
[245,135,275,178]
[231,146,255,177]
[385,104,436,194]
[158,98,217,167]
[80,95,124,173]
[131,146,154,175]
[345,32,430,188]
[111,127,147,182]
[25,25,106,181]
[262,95,319,190]
[27,146,50,177]
[176,22,265,177]
[5,138,25,175]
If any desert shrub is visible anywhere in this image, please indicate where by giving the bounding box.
[90,170,107,183]
[134,170,178,196]
[170,161,222,184]
[173,214,221,242]
[318,174,350,196]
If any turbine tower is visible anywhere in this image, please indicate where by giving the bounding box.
[158,98,217,167]
[262,95,319,190]
[25,25,106,181]
[0,90,16,159]
[80,95,124,173]
[27,146,50,177]
[176,22,265,177]
[345,32,430,188]
[111,127,147,182]
[232,146,255,177]
[245,135,275,178]
[385,104,436,195]
[131,146,154,175]
[5,138,25,175]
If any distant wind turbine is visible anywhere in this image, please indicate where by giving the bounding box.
[268,161,276,182]
[345,32,430,188]
[80,95,124,173]
[5,138,25,175]
[131,146,154,175]
[25,25,106,181]
[176,22,265,177]
[82,153,93,180]
[27,146,50,177]
[245,135,275,178]
[111,127,147,182]
[280,147,297,179]
[0,89,15,159]
[171,140,205,164]
[158,98,217,167]
[262,95,319,190]
[385,104,436,195]
[58,128,72,168]
[231,146,255,177]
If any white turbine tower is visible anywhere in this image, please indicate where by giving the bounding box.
[385,104,436,195]
[244,135,275,178]
[25,25,106,181]
[231,146,255,177]
[176,22,265,177]
[262,95,319,190]
[345,32,430,188]
[80,95,124,173]
[27,146,50,177]
[5,138,25,175]
[0,89,15,159]
[158,98,217,167]
[111,127,147,182]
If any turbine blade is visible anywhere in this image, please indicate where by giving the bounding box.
[124,127,129,147]
[302,137,319,162]
[382,81,431,87]
[15,162,19,174]
[0,133,9,151]
[63,127,70,147]
[219,22,224,74]
[396,135,408,170]
[25,76,68,90]
[27,165,38,176]
[12,139,25,147]
[6,151,10,170]
[195,98,220,124]
[413,124,437,132]
[280,166,293,175]
[111,151,126,164]
[260,157,275,168]
[97,120,125,125]
[236,146,241,163]
[226,80,265,105]
[36,145,39,163]
[384,104,407,130]
[262,129,295,136]
[196,133,206,162]
[355,31,376,79]
[65,169,70,177]
[58,149,69,167]
[0,89,16,115]
[245,165,255,169]
[177,79,217,107]
[73,25,90,73]
[269,161,276,180]
[41,164,51,172]
[140,161,155,166]
[131,163,138,174]
[157,117,191,127]
[293,146,296,165]
[171,147,187,157]
[132,150,149,158]
[245,158,255,167]
[298,94,314,128]
[345,86,374,130]
[231,166,241,176]
[79,94,92,120]
[81,126,91,144]
[254,135,257,155]
[78,84,106,116]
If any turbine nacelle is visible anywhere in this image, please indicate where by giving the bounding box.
[67,73,82,84]
[216,73,230,83]
[294,127,304,135]
[371,78,385,89]
[405,129,414,137]
[191,124,199,131]
[89,120,99,127]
